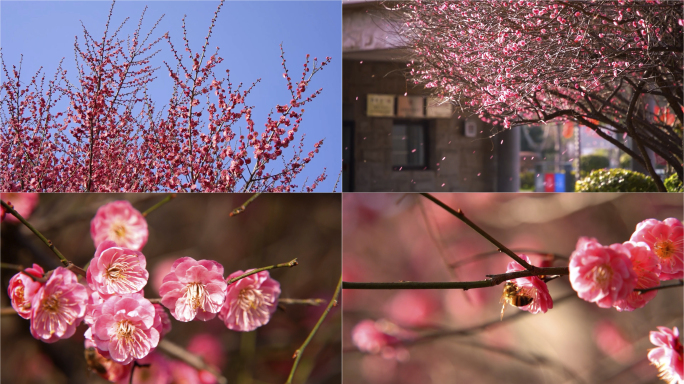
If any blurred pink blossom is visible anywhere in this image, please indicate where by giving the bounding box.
[188,333,225,383]
[30,267,87,343]
[153,304,172,338]
[593,320,633,363]
[505,254,553,315]
[91,293,160,364]
[569,237,637,308]
[219,270,280,332]
[84,339,132,382]
[384,290,440,327]
[1,193,39,223]
[86,240,149,296]
[159,257,227,322]
[630,218,683,280]
[352,319,399,355]
[8,264,45,319]
[91,200,148,251]
[613,241,661,312]
[648,326,683,384]
[169,361,201,384]
[122,351,172,384]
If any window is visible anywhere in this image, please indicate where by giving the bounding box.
[392,121,427,170]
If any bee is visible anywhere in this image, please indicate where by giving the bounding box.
[84,347,108,376]
[500,281,534,320]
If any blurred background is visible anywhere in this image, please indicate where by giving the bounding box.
[343,193,683,384]
[1,193,341,384]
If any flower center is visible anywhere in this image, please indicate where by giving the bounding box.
[112,223,126,240]
[592,264,613,287]
[184,283,207,310]
[116,320,135,339]
[42,295,61,313]
[653,239,675,260]
[102,256,140,292]
[238,288,265,310]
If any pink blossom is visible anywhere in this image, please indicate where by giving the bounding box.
[613,242,661,312]
[594,320,634,363]
[188,333,225,383]
[153,304,172,337]
[384,291,440,327]
[8,264,45,319]
[159,257,227,322]
[569,237,638,308]
[84,339,132,382]
[505,254,553,315]
[352,319,398,354]
[169,361,201,384]
[90,201,148,251]
[87,240,149,296]
[648,326,683,384]
[219,270,280,332]
[1,193,39,223]
[123,351,172,384]
[30,267,88,343]
[91,293,160,364]
[630,218,683,280]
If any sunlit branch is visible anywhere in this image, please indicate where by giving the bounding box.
[227,258,298,285]
[142,194,176,217]
[229,193,261,217]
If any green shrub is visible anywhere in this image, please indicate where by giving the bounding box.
[619,153,632,169]
[520,171,535,191]
[664,173,682,192]
[580,154,610,177]
[575,168,658,192]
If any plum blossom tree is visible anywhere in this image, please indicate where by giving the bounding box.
[0,0,331,192]
[385,0,683,191]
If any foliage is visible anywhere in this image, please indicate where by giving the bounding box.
[664,172,682,192]
[0,0,331,192]
[520,171,535,191]
[619,153,632,169]
[580,154,610,177]
[387,0,683,188]
[575,168,657,192]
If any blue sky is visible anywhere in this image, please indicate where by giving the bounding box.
[1,1,341,191]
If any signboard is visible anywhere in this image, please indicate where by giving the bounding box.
[396,96,424,118]
[367,94,395,117]
[464,120,477,138]
[426,97,452,118]
[544,173,555,192]
[554,173,566,192]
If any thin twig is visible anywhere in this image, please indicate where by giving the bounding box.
[0,262,24,271]
[343,266,569,290]
[1,307,17,316]
[636,279,683,293]
[142,194,176,217]
[227,258,298,285]
[419,194,535,270]
[285,275,342,384]
[279,298,326,306]
[157,339,227,384]
[449,249,568,269]
[229,193,261,217]
[1,200,85,277]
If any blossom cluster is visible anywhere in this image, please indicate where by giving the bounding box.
[570,217,682,311]
[6,199,282,382]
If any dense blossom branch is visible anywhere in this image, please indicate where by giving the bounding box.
[386,1,683,181]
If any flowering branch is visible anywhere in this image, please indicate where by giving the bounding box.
[636,279,683,293]
[141,194,176,217]
[226,258,298,285]
[157,339,227,384]
[285,274,341,384]
[420,194,535,270]
[229,193,261,217]
[1,200,85,277]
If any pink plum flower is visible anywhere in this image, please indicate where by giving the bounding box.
[351,319,400,354]
[87,240,149,297]
[569,237,638,308]
[648,326,683,384]
[159,257,227,322]
[8,264,45,319]
[630,218,683,280]
[153,304,172,337]
[505,254,553,315]
[30,267,88,343]
[613,242,661,312]
[91,293,160,364]
[188,333,226,383]
[91,200,148,251]
[219,270,280,332]
[1,193,39,223]
[84,339,132,382]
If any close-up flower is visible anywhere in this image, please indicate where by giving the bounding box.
[504,254,554,316]
[91,293,160,364]
[0,193,39,223]
[7,264,45,319]
[90,200,149,251]
[569,237,638,308]
[613,242,661,312]
[86,240,149,297]
[648,326,684,384]
[219,270,280,332]
[630,218,683,280]
[29,267,88,343]
[159,257,227,322]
